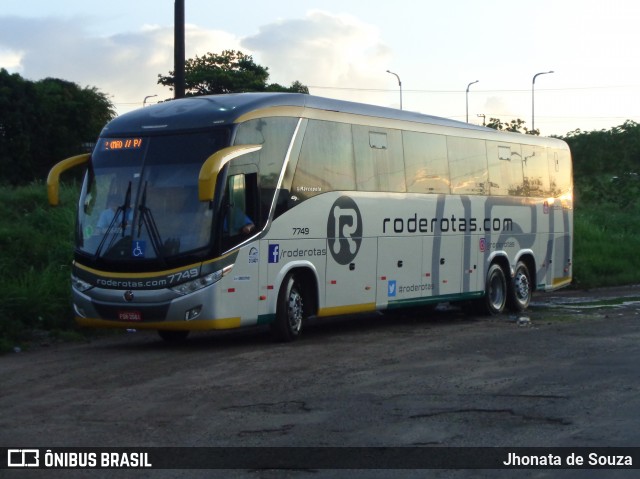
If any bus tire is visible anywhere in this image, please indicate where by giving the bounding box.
[271,272,305,342]
[158,330,190,342]
[483,263,507,315]
[508,261,532,312]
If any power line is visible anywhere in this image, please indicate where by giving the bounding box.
[110,84,639,107]
[308,84,640,94]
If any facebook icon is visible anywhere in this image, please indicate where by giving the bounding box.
[268,244,280,263]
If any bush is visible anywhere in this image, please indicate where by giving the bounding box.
[573,202,640,288]
[0,182,77,350]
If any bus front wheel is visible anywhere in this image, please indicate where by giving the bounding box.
[483,263,507,315]
[271,273,305,342]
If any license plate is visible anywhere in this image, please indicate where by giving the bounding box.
[118,311,142,321]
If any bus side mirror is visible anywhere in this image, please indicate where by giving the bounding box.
[47,153,91,206]
[198,144,262,202]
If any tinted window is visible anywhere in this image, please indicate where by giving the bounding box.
[550,148,572,197]
[487,142,524,196]
[292,120,356,200]
[234,117,298,189]
[403,131,450,194]
[78,131,228,262]
[353,126,406,192]
[521,144,551,197]
[447,137,488,195]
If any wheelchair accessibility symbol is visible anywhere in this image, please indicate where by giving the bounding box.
[132,240,146,258]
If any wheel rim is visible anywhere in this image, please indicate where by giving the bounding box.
[514,271,531,304]
[287,287,303,334]
[489,271,505,310]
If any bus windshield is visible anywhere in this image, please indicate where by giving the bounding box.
[77,130,229,265]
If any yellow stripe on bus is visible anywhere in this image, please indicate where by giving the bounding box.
[73,249,238,280]
[552,277,572,288]
[74,261,201,280]
[317,303,377,318]
[76,316,242,331]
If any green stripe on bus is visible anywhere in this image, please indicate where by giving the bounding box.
[386,291,483,310]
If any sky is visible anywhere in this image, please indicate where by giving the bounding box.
[2,0,640,137]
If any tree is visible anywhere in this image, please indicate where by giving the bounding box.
[0,69,115,184]
[564,120,640,177]
[35,78,115,172]
[0,69,37,184]
[561,121,640,210]
[158,50,309,96]
[485,117,539,136]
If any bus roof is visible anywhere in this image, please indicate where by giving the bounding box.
[100,93,564,147]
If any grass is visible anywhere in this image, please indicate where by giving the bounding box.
[0,182,78,352]
[572,202,640,288]
[1,182,639,351]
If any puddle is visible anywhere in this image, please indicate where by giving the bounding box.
[531,295,640,310]
[525,291,640,324]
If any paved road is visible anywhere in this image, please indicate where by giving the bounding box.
[1,285,640,478]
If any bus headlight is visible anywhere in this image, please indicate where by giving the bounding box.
[171,265,231,296]
[71,274,93,292]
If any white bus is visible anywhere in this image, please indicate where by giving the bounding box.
[48,93,573,342]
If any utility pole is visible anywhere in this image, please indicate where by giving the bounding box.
[174,0,186,99]
[143,94,158,107]
[466,80,479,123]
[532,71,554,132]
[386,70,403,110]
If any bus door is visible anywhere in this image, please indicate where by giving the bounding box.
[221,169,260,321]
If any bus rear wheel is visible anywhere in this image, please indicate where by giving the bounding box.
[508,261,532,312]
[482,263,507,315]
[271,273,305,342]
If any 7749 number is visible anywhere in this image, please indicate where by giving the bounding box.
[167,268,199,284]
[292,227,310,236]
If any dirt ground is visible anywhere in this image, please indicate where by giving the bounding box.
[2,285,640,478]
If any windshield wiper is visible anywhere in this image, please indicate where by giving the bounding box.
[137,181,164,260]
[121,181,131,237]
[94,182,131,259]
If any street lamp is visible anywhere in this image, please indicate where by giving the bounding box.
[532,71,554,132]
[143,94,158,107]
[466,80,479,123]
[386,70,402,110]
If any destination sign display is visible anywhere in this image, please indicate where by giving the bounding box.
[101,138,143,151]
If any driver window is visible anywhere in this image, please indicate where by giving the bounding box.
[222,173,258,249]
[228,174,248,235]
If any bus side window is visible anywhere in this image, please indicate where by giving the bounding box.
[292,120,356,201]
[223,173,259,247]
[447,137,489,195]
[550,148,572,197]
